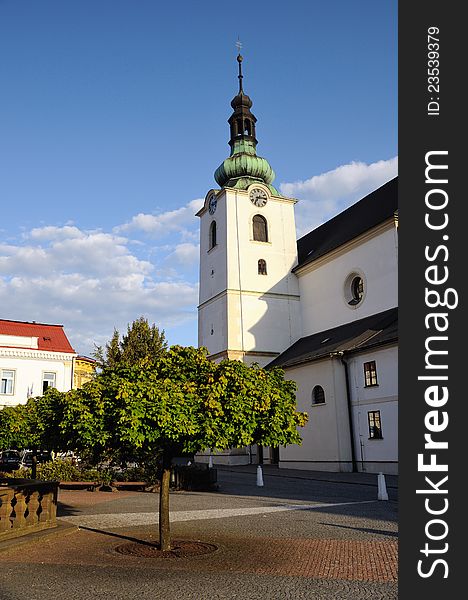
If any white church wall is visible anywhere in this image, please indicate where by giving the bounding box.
[347,345,398,475]
[298,223,398,337]
[278,357,353,472]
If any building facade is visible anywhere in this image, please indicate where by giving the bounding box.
[0,320,77,408]
[197,54,398,473]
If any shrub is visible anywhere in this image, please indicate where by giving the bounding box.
[37,459,82,481]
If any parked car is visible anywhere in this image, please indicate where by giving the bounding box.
[19,450,52,468]
[0,449,21,472]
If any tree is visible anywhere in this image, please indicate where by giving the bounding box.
[3,345,307,551]
[58,346,307,551]
[94,317,167,369]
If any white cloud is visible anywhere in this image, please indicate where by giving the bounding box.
[165,242,200,266]
[115,198,204,236]
[0,223,199,355]
[280,157,398,236]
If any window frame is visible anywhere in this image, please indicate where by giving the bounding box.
[368,410,383,439]
[209,220,217,250]
[252,214,269,243]
[42,371,57,394]
[363,360,378,387]
[0,369,16,395]
[258,259,267,275]
[311,385,326,405]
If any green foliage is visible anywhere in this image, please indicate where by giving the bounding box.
[94,316,167,369]
[35,459,82,481]
[1,344,308,473]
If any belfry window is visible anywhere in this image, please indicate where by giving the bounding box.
[253,215,268,242]
[258,259,267,275]
[244,120,251,135]
[209,221,217,250]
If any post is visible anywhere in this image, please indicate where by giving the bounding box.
[377,472,389,501]
[256,465,264,487]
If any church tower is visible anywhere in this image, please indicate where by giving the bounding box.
[197,53,301,366]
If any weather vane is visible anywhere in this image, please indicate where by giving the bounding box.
[236,38,242,55]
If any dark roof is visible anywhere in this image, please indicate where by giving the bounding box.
[267,308,398,369]
[295,177,398,271]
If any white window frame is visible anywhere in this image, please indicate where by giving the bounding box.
[1,369,16,395]
[42,371,57,393]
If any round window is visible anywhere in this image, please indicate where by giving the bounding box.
[344,272,365,307]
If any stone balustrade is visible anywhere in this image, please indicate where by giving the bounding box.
[0,478,58,541]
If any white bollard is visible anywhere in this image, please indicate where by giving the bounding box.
[377,472,388,501]
[256,465,264,487]
[208,455,213,469]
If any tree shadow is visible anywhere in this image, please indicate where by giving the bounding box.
[317,521,398,537]
[78,525,157,546]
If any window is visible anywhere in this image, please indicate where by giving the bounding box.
[42,372,56,394]
[209,221,217,249]
[368,410,383,439]
[258,259,267,275]
[1,370,15,395]
[349,276,364,305]
[312,385,325,405]
[344,272,365,307]
[364,361,378,387]
[253,214,268,242]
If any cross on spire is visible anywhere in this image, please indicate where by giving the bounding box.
[236,38,244,93]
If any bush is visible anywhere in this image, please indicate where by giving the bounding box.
[10,467,31,479]
[37,459,82,481]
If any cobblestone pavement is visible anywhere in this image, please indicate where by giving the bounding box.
[0,468,398,599]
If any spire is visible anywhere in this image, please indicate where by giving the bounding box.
[214,50,278,194]
[236,38,243,93]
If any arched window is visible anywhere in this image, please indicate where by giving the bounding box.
[244,120,251,135]
[253,214,268,242]
[312,385,325,405]
[209,221,217,249]
[258,259,267,275]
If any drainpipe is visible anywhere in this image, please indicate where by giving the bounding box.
[331,352,358,472]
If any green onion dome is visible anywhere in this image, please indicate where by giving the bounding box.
[214,54,279,196]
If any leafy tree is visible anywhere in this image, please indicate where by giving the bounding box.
[0,404,30,451]
[59,346,308,551]
[94,317,167,368]
[2,345,307,552]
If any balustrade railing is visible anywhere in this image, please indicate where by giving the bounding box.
[0,478,58,541]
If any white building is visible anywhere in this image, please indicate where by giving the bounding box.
[197,54,398,474]
[0,319,77,408]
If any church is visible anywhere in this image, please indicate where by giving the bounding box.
[196,54,398,475]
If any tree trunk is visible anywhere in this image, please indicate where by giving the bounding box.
[159,454,172,551]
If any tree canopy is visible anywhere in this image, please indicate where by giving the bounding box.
[1,344,308,551]
[93,316,167,368]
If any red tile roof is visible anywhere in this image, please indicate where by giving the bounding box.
[0,319,76,353]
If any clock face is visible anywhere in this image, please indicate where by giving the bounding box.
[249,187,268,207]
[208,194,217,215]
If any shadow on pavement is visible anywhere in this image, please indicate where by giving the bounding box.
[78,525,156,546]
[318,521,398,537]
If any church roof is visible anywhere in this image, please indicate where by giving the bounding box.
[267,308,397,369]
[294,177,398,271]
[0,319,76,353]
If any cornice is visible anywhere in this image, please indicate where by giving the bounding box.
[0,348,77,361]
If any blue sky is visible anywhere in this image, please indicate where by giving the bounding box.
[0,0,397,355]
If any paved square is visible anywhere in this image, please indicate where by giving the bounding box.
[0,467,398,599]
